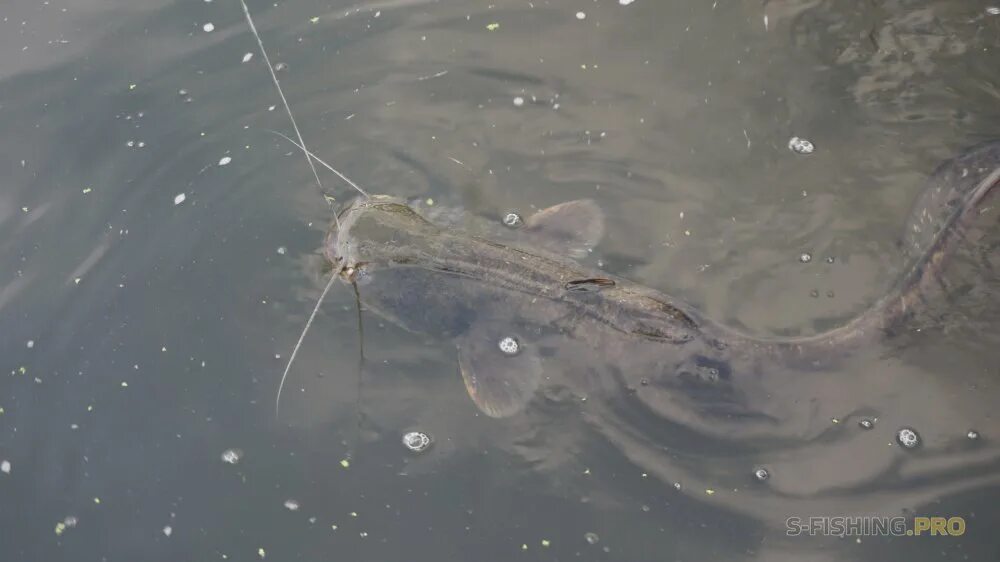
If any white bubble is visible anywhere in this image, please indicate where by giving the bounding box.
[26,340,34,348]
[276,246,287,255]
[897,427,920,449]
[498,336,520,355]
[502,212,523,227]
[174,193,186,205]
[513,96,525,107]
[788,136,815,154]
[987,6,1000,15]
[576,11,586,19]
[1,460,10,474]
[402,431,433,453]
[163,526,173,537]
[242,52,254,63]
[220,448,243,464]
[218,156,232,166]
[284,499,300,511]
[203,22,215,32]
[619,0,635,5]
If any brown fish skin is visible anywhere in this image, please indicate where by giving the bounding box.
[324,142,1000,418]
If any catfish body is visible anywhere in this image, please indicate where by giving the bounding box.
[326,142,1000,420]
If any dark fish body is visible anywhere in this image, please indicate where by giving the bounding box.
[327,142,1000,420]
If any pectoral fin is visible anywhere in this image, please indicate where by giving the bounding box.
[456,324,543,418]
[523,199,605,258]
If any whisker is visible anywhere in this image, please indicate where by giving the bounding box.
[276,273,339,417]
[265,129,371,199]
[238,0,340,229]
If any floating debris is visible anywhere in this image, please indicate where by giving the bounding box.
[799,252,812,263]
[825,256,835,264]
[858,418,875,430]
[1,460,10,474]
[402,431,433,453]
[486,22,500,31]
[242,52,254,63]
[283,499,300,511]
[273,62,288,72]
[584,532,600,545]
[498,336,520,355]
[163,526,173,537]
[576,11,586,19]
[203,22,215,32]
[502,212,523,227]
[967,429,980,440]
[754,467,770,481]
[987,6,1000,15]
[619,0,635,5]
[218,156,232,166]
[174,193,186,205]
[178,89,189,96]
[897,427,920,449]
[788,136,815,154]
[258,547,266,558]
[26,340,34,349]
[220,448,243,464]
[513,96,525,107]
[276,246,287,255]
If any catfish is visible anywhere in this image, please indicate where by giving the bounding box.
[324,143,1000,421]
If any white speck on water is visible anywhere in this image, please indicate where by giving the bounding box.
[619,0,635,5]
[258,548,266,559]
[987,6,1000,15]
[218,156,232,166]
[220,448,243,464]
[967,429,980,440]
[788,136,815,154]
[585,532,600,544]
[1,460,10,474]
[284,499,300,511]
[26,340,34,349]
[178,89,188,96]
[799,252,812,263]
[126,140,135,148]
[576,11,586,19]
[276,246,287,255]
[203,22,215,32]
[763,14,769,30]
[137,141,145,148]
[174,193,186,205]
[513,96,524,107]
[242,52,254,63]
[754,467,770,481]
[163,526,172,537]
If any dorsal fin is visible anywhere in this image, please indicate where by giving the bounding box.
[522,199,605,258]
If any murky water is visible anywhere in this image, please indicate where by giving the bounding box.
[1,1,999,560]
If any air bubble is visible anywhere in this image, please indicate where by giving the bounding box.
[799,253,812,263]
[788,136,815,154]
[754,467,770,481]
[498,336,520,355]
[967,429,980,440]
[220,448,243,464]
[402,431,433,453]
[896,427,920,449]
[502,212,523,227]
[584,532,600,545]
